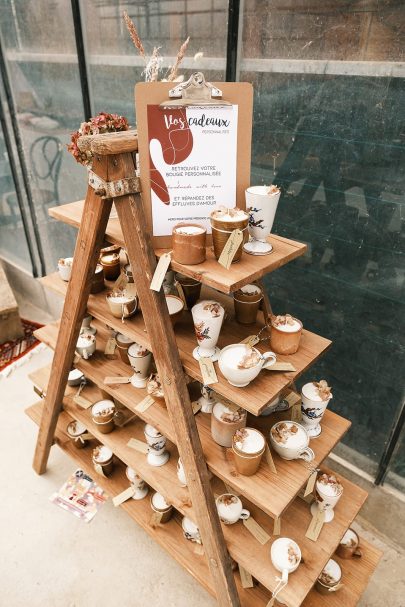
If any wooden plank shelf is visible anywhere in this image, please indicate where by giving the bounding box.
[25,401,271,607]
[302,539,382,607]
[39,272,331,416]
[27,400,369,607]
[48,199,307,294]
[31,317,348,521]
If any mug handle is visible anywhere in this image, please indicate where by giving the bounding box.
[298,447,315,462]
[262,351,277,369]
[240,509,250,520]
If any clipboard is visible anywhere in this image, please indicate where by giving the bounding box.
[135,73,253,248]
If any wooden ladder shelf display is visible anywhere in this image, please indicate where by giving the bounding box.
[29,130,382,607]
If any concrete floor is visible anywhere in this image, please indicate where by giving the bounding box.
[1,304,405,606]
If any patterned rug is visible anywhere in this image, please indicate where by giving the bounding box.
[0,319,43,373]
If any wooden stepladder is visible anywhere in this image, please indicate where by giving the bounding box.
[33,131,240,607]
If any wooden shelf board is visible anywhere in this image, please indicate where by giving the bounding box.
[39,272,331,416]
[48,200,307,294]
[31,315,347,522]
[27,393,366,607]
[25,401,270,607]
[302,537,382,607]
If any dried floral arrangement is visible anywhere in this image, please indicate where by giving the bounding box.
[67,112,129,166]
[313,380,333,400]
[237,349,261,369]
[123,11,190,83]
[318,473,343,494]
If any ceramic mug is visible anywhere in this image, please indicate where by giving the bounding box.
[128,343,152,388]
[182,516,202,544]
[316,559,343,595]
[270,537,301,594]
[66,420,89,449]
[58,257,73,281]
[301,382,332,438]
[311,473,343,523]
[125,466,149,500]
[336,528,362,559]
[218,344,276,387]
[243,185,281,256]
[151,492,173,523]
[144,424,170,467]
[92,445,114,476]
[76,332,96,360]
[232,427,266,476]
[211,402,247,448]
[106,291,137,319]
[269,421,315,462]
[91,400,116,434]
[191,300,225,362]
[216,494,250,525]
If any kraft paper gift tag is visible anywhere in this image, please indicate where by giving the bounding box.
[192,401,202,415]
[305,509,325,541]
[218,229,243,269]
[127,438,149,454]
[194,543,204,556]
[284,392,301,409]
[93,463,107,477]
[199,358,218,385]
[265,444,277,474]
[243,517,271,545]
[73,394,94,409]
[125,282,138,298]
[240,334,260,347]
[150,253,172,291]
[135,395,155,413]
[104,338,117,358]
[104,376,131,385]
[267,362,296,372]
[113,486,135,506]
[149,511,163,528]
[113,272,128,292]
[304,469,317,497]
[238,564,254,588]
[273,516,281,536]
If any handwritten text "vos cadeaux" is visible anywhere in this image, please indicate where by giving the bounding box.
[164,114,230,130]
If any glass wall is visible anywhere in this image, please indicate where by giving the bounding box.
[82,0,228,124]
[0,0,86,272]
[240,0,405,475]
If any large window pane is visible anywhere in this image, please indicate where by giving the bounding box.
[82,0,229,124]
[241,1,405,477]
[0,117,31,271]
[0,0,87,273]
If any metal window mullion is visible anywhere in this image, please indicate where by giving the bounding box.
[225,0,240,81]
[375,393,405,485]
[0,30,46,276]
[71,0,92,121]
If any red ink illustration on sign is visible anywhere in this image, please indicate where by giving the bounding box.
[147,105,193,204]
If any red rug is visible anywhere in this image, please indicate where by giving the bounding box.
[0,319,43,372]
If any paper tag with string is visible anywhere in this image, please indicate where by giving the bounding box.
[240,334,260,348]
[113,486,135,506]
[243,517,271,545]
[93,463,106,477]
[192,401,202,415]
[73,380,93,409]
[150,252,172,291]
[305,509,325,541]
[135,395,155,413]
[304,469,318,497]
[268,362,296,372]
[265,444,277,474]
[273,516,281,536]
[175,281,188,309]
[149,511,163,528]
[199,358,218,385]
[104,376,131,385]
[194,543,204,555]
[125,282,138,298]
[284,391,301,409]
[104,338,116,357]
[218,229,243,269]
[291,402,302,422]
[238,564,254,588]
[113,272,128,292]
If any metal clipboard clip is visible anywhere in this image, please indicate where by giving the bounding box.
[159,72,231,109]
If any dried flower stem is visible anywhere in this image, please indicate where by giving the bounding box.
[123,11,146,60]
[168,36,190,82]
[145,46,162,82]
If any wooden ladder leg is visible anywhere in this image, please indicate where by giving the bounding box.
[110,153,240,607]
[33,157,112,475]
